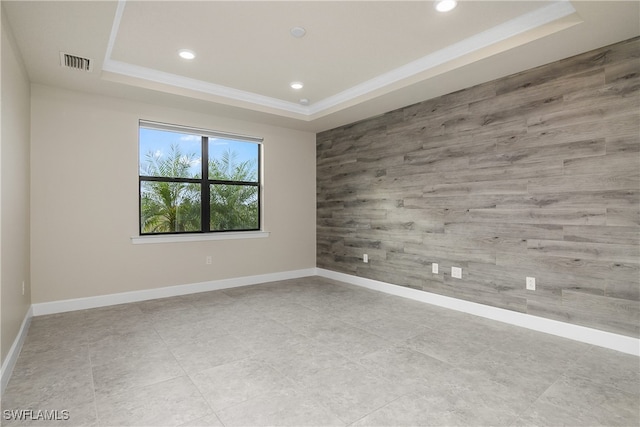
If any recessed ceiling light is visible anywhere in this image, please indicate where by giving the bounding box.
[290,82,304,90]
[290,26,306,38]
[178,49,196,60]
[435,0,457,13]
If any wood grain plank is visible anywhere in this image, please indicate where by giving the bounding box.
[561,290,640,336]
[526,99,640,131]
[384,208,445,230]
[563,152,639,176]
[331,208,387,220]
[318,217,369,230]
[607,208,640,226]
[342,198,402,211]
[605,281,640,301]
[496,251,639,285]
[385,251,440,273]
[605,57,640,84]
[404,241,496,264]
[562,77,640,110]
[357,265,425,290]
[472,68,604,116]
[563,225,640,245]
[527,239,639,263]
[405,140,496,166]
[443,113,525,136]
[467,261,605,298]
[385,158,472,180]
[527,294,639,337]
[405,195,502,209]
[495,45,614,95]
[606,134,640,154]
[389,104,467,137]
[445,222,564,240]
[406,160,564,185]
[428,278,528,313]
[320,186,405,203]
[528,172,639,193]
[472,138,606,168]
[446,208,607,226]
[498,115,638,150]
[402,83,497,124]
[495,191,639,209]
[527,107,637,134]
[355,228,423,246]
[423,179,529,197]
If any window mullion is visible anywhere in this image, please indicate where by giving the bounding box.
[140,176,201,184]
[202,136,211,232]
[208,180,259,186]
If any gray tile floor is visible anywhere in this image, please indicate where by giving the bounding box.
[2,276,639,426]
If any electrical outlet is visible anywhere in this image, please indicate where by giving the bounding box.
[432,263,438,274]
[451,266,462,279]
[206,256,212,265]
[526,276,536,291]
[363,254,368,263]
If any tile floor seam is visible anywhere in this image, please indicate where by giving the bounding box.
[402,337,460,368]
[566,369,640,396]
[205,379,291,416]
[510,369,565,426]
[554,372,640,409]
[568,345,640,396]
[86,343,101,427]
[344,391,421,427]
[150,323,191,376]
[255,340,407,426]
[182,373,223,427]
[93,370,188,399]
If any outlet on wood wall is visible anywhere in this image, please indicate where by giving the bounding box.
[317,37,640,337]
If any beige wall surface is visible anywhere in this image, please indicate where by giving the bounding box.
[317,37,640,337]
[1,10,31,364]
[30,85,316,304]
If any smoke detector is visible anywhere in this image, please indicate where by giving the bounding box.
[60,52,93,72]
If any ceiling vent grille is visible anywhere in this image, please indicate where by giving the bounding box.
[60,52,93,72]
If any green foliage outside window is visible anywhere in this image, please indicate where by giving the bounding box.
[139,124,260,235]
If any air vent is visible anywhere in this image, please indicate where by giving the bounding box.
[59,52,93,72]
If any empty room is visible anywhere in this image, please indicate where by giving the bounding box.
[1,1,638,426]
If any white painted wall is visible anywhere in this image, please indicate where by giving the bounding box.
[1,8,32,365]
[30,85,316,304]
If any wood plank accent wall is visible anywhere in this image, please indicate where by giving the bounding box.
[316,37,640,338]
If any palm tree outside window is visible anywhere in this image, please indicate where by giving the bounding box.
[138,120,262,235]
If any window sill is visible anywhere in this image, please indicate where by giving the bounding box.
[131,231,270,245]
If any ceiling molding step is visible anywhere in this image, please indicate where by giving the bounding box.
[307,0,578,115]
[102,59,310,115]
[103,0,126,67]
[102,0,577,118]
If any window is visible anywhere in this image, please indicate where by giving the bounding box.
[138,120,262,235]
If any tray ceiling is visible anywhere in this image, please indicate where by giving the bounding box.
[3,1,639,132]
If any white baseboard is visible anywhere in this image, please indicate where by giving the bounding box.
[32,268,317,316]
[316,268,640,357]
[1,306,33,395]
